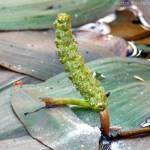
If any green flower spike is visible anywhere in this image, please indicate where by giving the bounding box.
[52,13,107,111]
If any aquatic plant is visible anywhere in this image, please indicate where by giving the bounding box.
[52,13,107,110]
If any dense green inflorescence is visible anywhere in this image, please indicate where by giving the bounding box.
[54,13,107,110]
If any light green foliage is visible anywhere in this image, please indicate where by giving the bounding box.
[54,13,107,110]
[0,0,119,30]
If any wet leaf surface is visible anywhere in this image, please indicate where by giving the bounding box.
[0,1,149,149]
[0,67,41,91]
[0,88,49,150]
[0,30,128,80]
[9,58,150,150]
[111,136,150,150]
[11,88,100,150]
[0,67,25,90]
[0,0,119,30]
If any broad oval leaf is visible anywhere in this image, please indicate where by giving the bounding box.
[10,58,150,149]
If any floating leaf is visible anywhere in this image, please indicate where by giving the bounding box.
[0,67,25,91]
[11,87,100,150]
[0,0,119,30]
[0,67,40,91]
[9,58,150,149]
[0,87,49,150]
[0,30,128,80]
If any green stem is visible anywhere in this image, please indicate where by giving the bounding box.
[41,97,98,110]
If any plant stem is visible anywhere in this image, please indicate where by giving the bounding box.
[41,97,98,110]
